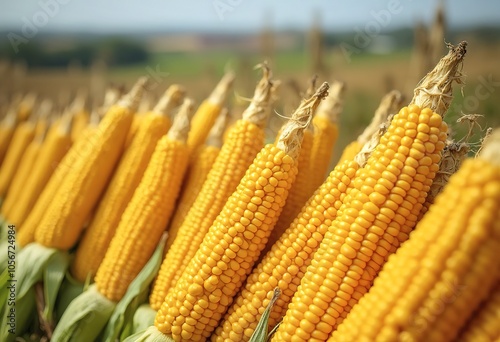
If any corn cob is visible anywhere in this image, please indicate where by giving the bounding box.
[310,81,345,189]
[187,72,234,152]
[166,109,227,252]
[148,67,274,311]
[336,89,402,165]
[0,115,36,198]
[151,82,329,342]
[17,123,95,246]
[7,113,73,228]
[94,98,194,302]
[1,124,46,221]
[329,127,500,342]
[272,41,466,342]
[212,111,386,342]
[264,127,314,253]
[70,86,181,282]
[33,78,147,250]
[17,101,104,245]
[458,282,500,342]
[125,85,185,148]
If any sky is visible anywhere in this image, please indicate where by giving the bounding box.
[0,0,499,34]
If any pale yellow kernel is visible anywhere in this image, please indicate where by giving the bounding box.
[341,243,357,259]
[428,113,442,127]
[408,104,421,115]
[188,283,203,296]
[401,136,413,148]
[424,142,436,153]
[369,192,385,205]
[416,132,430,142]
[262,168,272,178]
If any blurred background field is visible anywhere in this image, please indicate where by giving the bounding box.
[1,0,499,163]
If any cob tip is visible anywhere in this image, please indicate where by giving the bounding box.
[59,106,75,135]
[242,62,276,128]
[411,41,467,116]
[316,80,346,122]
[117,76,150,113]
[70,88,87,113]
[357,89,403,145]
[355,111,393,167]
[168,97,195,142]
[208,71,235,106]
[206,107,229,148]
[153,84,186,115]
[277,81,329,160]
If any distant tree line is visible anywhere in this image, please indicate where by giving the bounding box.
[0,37,149,68]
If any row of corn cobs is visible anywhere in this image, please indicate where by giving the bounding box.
[0,41,499,342]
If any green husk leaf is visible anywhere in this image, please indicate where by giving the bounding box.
[56,271,86,317]
[43,249,70,325]
[0,243,58,338]
[129,303,157,337]
[124,325,173,342]
[15,243,58,298]
[249,288,281,342]
[0,285,36,342]
[50,284,116,342]
[102,233,167,342]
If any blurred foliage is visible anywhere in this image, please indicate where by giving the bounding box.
[0,37,148,68]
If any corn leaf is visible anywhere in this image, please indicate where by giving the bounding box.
[249,288,281,342]
[43,249,70,325]
[50,284,116,342]
[102,233,167,342]
[0,286,36,342]
[128,303,157,338]
[0,243,58,339]
[124,325,174,342]
[56,271,85,318]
